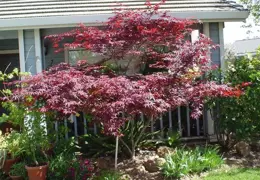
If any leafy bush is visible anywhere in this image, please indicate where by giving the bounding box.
[49,153,95,180]
[52,138,78,156]
[119,119,161,157]
[48,153,74,180]
[68,157,95,180]
[9,161,27,178]
[209,51,260,147]
[161,146,223,179]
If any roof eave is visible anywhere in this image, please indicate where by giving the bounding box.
[0,11,249,31]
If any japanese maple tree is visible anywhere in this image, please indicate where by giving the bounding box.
[10,1,240,140]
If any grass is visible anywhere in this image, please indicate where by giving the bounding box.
[204,168,260,180]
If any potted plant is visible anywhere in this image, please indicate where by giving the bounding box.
[22,110,50,180]
[9,161,27,180]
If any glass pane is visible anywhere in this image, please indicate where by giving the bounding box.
[68,49,102,66]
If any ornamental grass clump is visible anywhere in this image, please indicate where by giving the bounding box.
[161,146,223,179]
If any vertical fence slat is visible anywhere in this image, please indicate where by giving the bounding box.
[186,106,191,137]
[203,106,207,136]
[151,116,154,133]
[55,121,58,141]
[196,118,200,136]
[160,114,164,137]
[83,114,87,135]
[168,110,172,131]
[177,107,182,136]
[141,113,144,121]
[72,115,78,137]
[64,119,68,139]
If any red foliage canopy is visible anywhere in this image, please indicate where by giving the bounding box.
[10,2,240,135]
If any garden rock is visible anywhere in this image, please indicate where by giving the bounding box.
[155,157,166,167]
[143,157,166,172]
[143,159,159,172]
[157,146,174,157]
[96,157,113,169]
[235,141,251,157]
[119,174,132,180]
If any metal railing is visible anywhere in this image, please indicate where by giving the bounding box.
[53,106,208,140]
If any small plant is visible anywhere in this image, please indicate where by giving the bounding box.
[94,170,125,180]
[165,131,181,148]
[9,161,27,178]
[49,153,75,180]
[119,118,161,158]
[67,156,95,180]
[161,146,223,179]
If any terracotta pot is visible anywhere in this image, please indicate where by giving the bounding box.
[3,158,18,174]
[9,175,23,180]
[25,163,48,180]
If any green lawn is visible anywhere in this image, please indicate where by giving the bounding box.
[204,168,260,180]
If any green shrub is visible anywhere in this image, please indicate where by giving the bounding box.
[208,51,260,147]
[48,153,95,180]
[161,146,223,179]
[9,161,27,178]
[48,153,73,180]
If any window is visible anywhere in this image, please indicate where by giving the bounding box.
[65,48,103,66]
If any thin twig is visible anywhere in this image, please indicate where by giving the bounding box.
[119,137,133,157]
